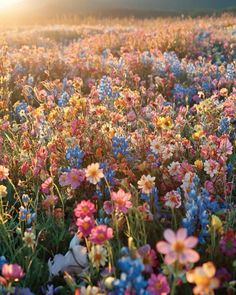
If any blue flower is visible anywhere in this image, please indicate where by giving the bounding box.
[65,145,84,169]
[112,136,130,159]
[97,76,113,101]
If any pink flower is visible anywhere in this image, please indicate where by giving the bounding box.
[59,172,70,187]
[156,228,199,265]
[76,216,95,237]
[67,169,85,189]
[103,201,113,214]
[74,200,96,219]
[89,225,113,244]
[204,160,220,178]
[41,177,53,194]
[147,273,170,295]
[111,189,132,214]
[2,264,24,281]
[163,190,181,209]
[138,244,157,273]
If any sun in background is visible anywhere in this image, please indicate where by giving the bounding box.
[0,0,24,10]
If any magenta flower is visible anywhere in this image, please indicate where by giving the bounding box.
[89,225,113,244]
[76,216,95,237]
[2,264,24,281]
[67,169,85,189]
[138,244,157,273]
[147,273,170,295]
[156,228,199,265]
[111,189,132,214]
[74,200,96,219]
[219,229,236,256]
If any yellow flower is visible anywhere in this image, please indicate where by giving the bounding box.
[219,88,228,97]
[0,185,7,198]
[194,160,203,170]
[0,165,9,181]
[192,130,204,141]
[154,116,173,130]
[211,215,222,232]
[186,262,219,295]
[85,163,104,185]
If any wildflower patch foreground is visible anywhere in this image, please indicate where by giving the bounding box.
[0,16,236,294]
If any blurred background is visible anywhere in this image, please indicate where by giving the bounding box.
[0,0,235,24]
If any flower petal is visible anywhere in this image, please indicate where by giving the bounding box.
[164,251,177,264]
[156,241,171,254]
[164,229,176,243]
[184,236,198,248]
[176,228,187,241]
[183,249,200,263]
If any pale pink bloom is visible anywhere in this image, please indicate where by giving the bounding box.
[168,161,181,177]
[218,135,232,155]
[138,175,156,194]
[156,228,200,265]
[127,111,136,122]
[59,172,70,187]
[111,189,132,213]
[204,160,220,178]
[67,169,85,189]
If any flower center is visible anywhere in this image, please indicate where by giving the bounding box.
[173,241,185,253]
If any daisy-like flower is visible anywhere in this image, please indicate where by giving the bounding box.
[147,273,170,295]
[78,286,101,295]
[138,175,156,194]
[76,216,95,237]
[66,168,85,189]
[89,225,113,245]
[186,262,219,295]
[163,190,181,209]
[0,185,7,198]
[74,200,96,219]
[23,231,36,248]
[85,163,104,185]
[111,189,132,214]
[89,245,108,268]
[150,139,161,155]
[138,244,157,273]
[156,228,200,265]
[0,166,9,181]
[204,160,220,178]
[168,161,181,177]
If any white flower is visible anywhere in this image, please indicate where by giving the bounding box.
[138,175,156,194]
[85,163,104,185]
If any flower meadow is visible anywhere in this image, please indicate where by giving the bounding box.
[0,15,236,295]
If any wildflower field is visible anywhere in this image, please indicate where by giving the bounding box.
[0,15,236,295]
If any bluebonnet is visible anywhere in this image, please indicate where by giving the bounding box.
[65,145,84,169]
[182,176,220,244]
[112,135,130,159]
[113,248,148,295]
[99,162,116,188]
[97,76,113,101]
[201,80,213,92]
[141,51,155,65]
[217,117,230,135]
[186,63,196,76]
[196,31,210,41]
[41,284,62,295]
[58,91,69,107]
[226,63,235,81]
[15,101,28,121]
[19,207,36,225]
[164,51,182,77]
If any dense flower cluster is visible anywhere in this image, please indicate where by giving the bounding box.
[0,15,236,294]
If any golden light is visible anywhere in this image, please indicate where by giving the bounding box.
[0,0,24,10]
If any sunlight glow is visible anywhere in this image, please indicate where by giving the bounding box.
[0,0,24,10]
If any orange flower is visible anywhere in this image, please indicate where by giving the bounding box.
[0,166,9,181]
[186,262,219,295]
[85,163,104,185]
